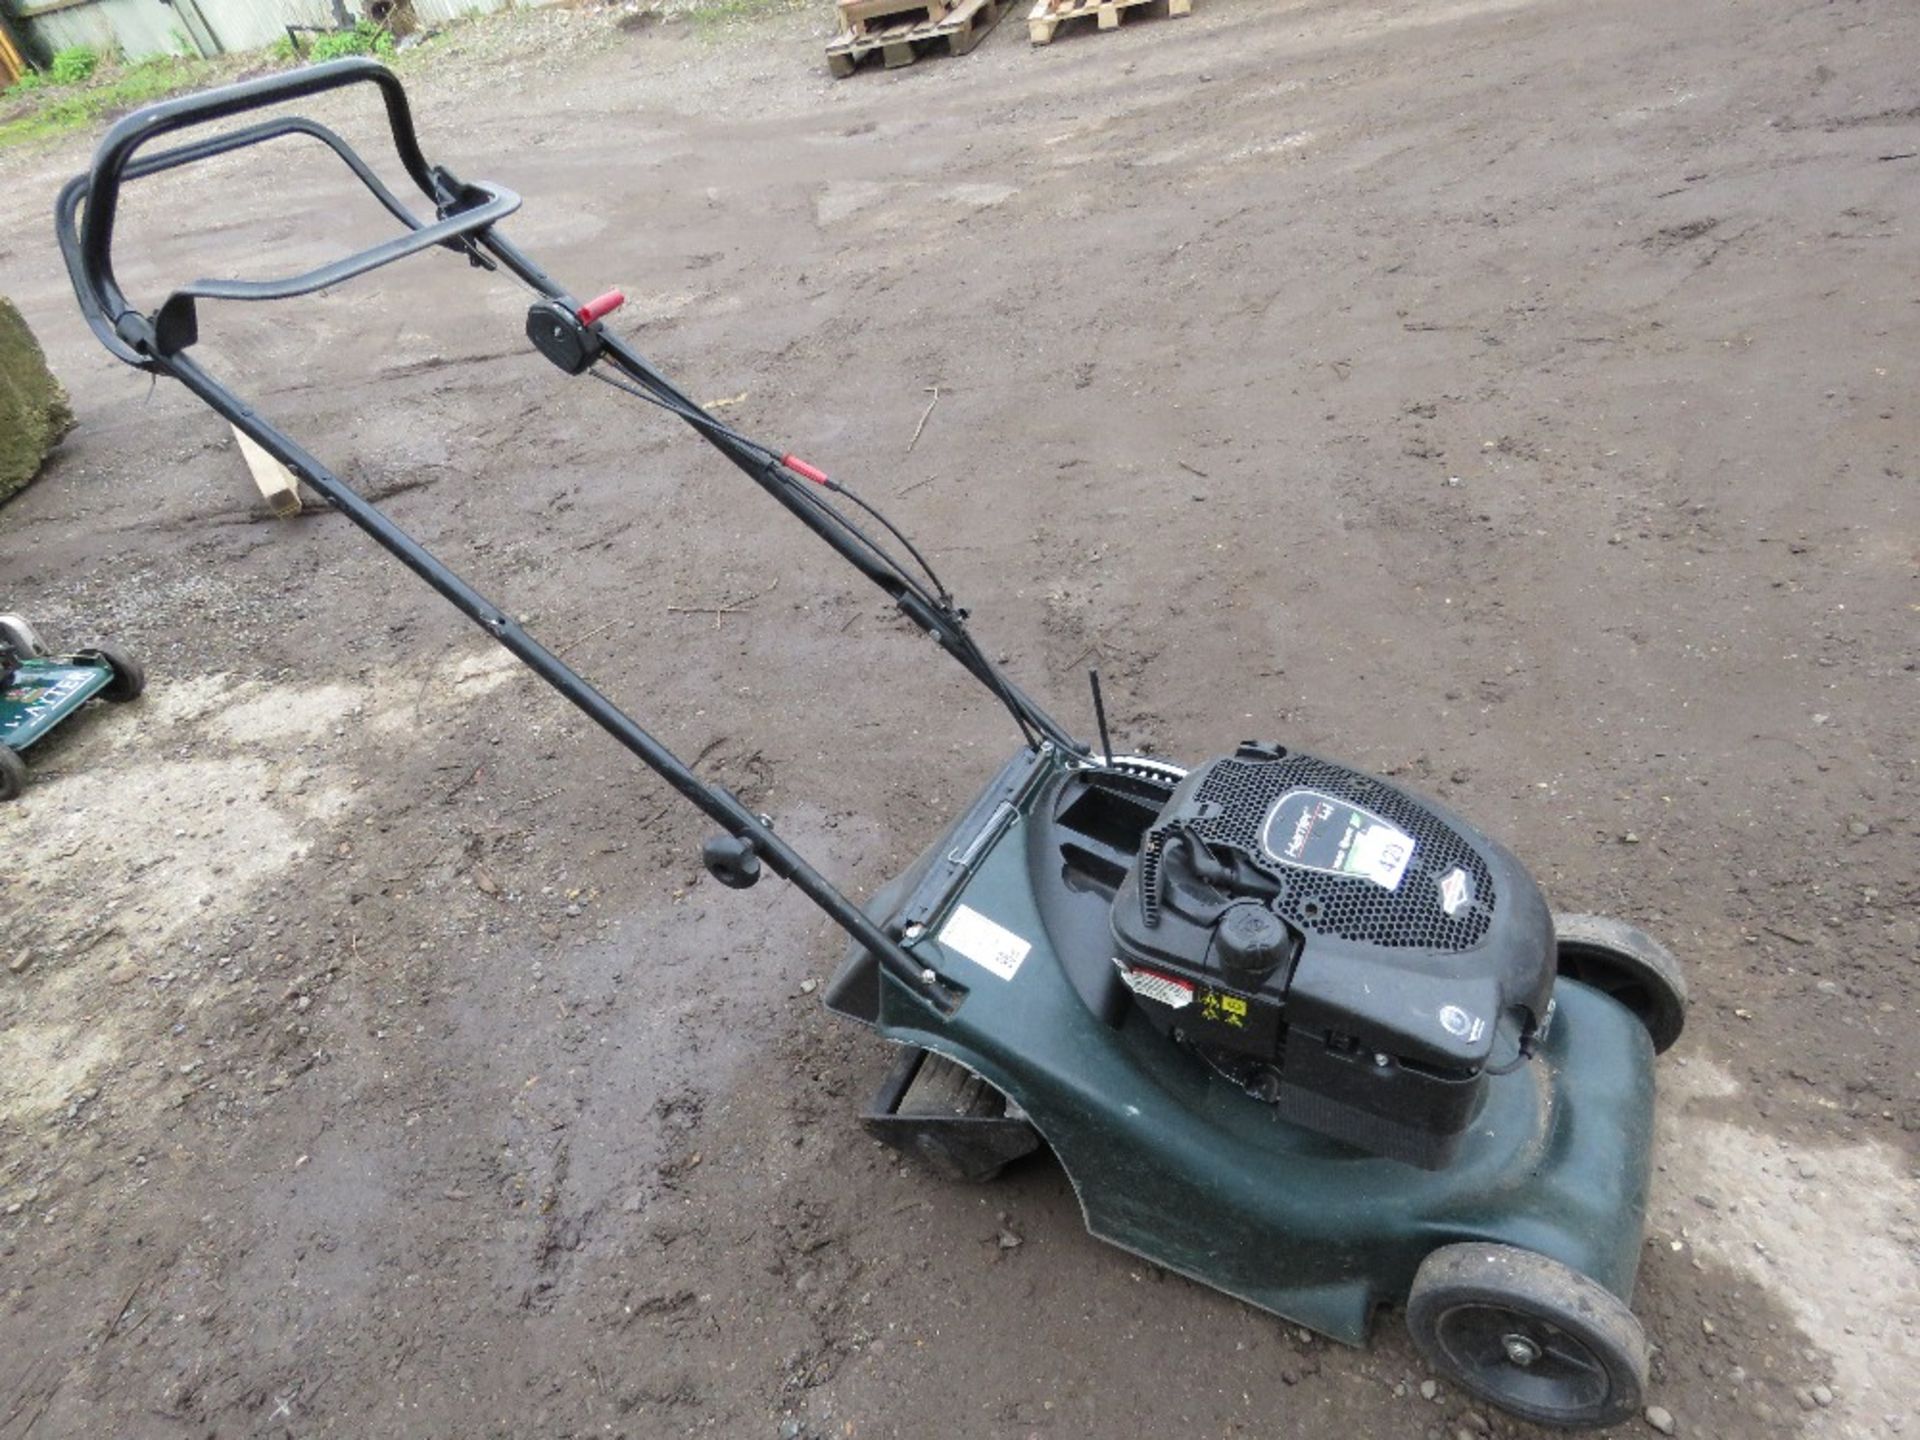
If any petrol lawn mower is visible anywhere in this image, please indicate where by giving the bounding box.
[0,612,143,799]
[58,60,1688,1428]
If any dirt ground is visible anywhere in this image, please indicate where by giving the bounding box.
[0,0,1915,1435]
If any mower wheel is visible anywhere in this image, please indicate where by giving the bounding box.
[91,644,146,703]
[0,746,24,802]
[0,614,48,658]
[1407,1243,1648,1429]
[1551,913,1687,1054]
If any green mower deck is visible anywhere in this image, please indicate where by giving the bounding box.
[0,643,144,798]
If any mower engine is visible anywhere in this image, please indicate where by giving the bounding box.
[1110,742,1557,1168]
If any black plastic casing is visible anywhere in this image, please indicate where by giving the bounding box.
[1110,745,1557,1169]
[526,299,602,375]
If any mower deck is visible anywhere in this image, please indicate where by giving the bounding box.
[1,657,117,752]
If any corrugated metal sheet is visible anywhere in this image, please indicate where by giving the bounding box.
[4,0,538,65]
[9,0,192,61]
[194,0,344,54]
[411,0,512,29]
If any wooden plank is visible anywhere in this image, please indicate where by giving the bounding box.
[838,0,955,37]
[232,426,302,517]
[0,14,26,89]
[948,1,991,53]
[826,0,1009,76]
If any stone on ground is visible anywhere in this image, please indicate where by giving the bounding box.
[0,297,74,503]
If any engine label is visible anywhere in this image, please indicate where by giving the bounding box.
[1260,789,1415,891]
[937,905,1030,981]
[1116,963,1195,1009]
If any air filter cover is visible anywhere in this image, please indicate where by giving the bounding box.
[1110,742,1556,1167]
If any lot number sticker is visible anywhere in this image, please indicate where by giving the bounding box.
[938,905,1031,981]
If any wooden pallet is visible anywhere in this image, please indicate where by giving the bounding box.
[837,0,958,39]
[827,0,1009,75]
[1027,0,1191,45]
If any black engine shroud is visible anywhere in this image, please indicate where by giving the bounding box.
[1109,743,1556,1168]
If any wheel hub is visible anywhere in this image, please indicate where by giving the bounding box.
[1502,1333,1541,1368]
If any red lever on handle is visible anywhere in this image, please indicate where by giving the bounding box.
[577,290,625,325]
[782,454,831,486]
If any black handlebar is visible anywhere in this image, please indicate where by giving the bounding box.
[53,61,1078,1009]
[55,57,519,369]
[86,57,438,258]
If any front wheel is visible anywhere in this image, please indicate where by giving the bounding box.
[1552,913,1687,1054]
[1406,1243,1648,1429]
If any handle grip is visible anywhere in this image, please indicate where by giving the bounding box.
[82,57,433,286]
[57,58,504,368]
[576,290,625,324]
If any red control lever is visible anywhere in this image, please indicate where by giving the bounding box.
[576,290,625,325]
[782,454,831,486]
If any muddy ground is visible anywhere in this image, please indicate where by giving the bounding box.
[0,0,1916,1435]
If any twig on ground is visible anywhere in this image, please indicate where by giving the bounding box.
[906,385,940,454]
[3,1358,54,1431]
[553,617,618,661]
[18,1381,58,1436]
[667,576,780,628]
[104,1269,152,1341]
[442,764,483,804]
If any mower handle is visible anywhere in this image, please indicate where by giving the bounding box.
[56,58,519,369]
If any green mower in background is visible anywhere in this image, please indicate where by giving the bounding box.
[0,613,143,799]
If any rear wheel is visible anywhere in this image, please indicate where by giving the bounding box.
[1552,913,1687,1054]
[0,746,25,801]
[1407,1243,1648,1429]
[89,644,146,703]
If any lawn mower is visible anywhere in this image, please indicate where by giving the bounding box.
[57,60,1688,1428]
[0,612,143,799]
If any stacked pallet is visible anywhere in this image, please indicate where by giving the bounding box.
[1028,0,1191,45]
[827,0,1013,75]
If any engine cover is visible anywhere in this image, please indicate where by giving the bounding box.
[1109,742,1556,1168]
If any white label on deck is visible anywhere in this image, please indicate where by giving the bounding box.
[938,905,1031,981]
